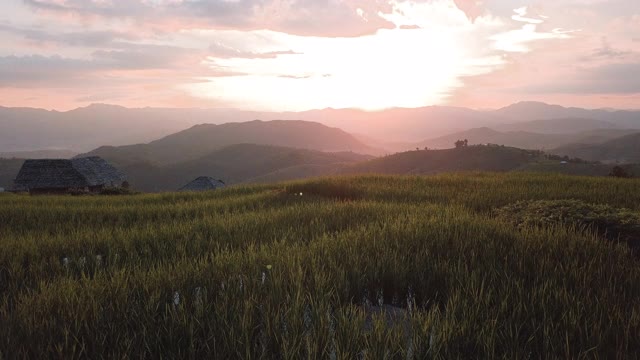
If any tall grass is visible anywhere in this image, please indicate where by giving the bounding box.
[1,173,639,358]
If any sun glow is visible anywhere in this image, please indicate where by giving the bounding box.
[186,1,507,111]
[184,0,574,111]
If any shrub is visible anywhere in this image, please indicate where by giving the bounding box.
[495,199,640,250]
[609,166,633,178]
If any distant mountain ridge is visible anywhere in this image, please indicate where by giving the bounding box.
[0,149,77,159]
[552,133,640,163]
[494,102,640,128]
[420,127,640,151]
[112,143,374,192]
[4,101,640,153]
[342,146,541,175]
[3,142,640,191]
[0,104,216,152]
[81,120,383,166]
[341,145,640,178]
[494,118,619,134]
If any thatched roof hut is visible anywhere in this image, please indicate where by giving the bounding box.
[179,177,225,192]
[14,156,126,193]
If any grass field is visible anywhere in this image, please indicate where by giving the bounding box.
[1,173,640,358]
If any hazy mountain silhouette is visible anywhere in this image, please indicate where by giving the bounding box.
[494,102,640,128]
[341,146,541,175]
[494,118,619,134]
[420,127,564,150]
[81,120,383,166]
[291,106,506,141]
[341,145,640,177]
[4,141,640,190]
[552,133,640,163]
[0,149,77,159]
[114,144,373,192]
[420,127,640,150]
[0,104,228,152]
[3,101,640,154]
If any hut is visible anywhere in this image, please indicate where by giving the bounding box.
[179,177,226,192]
[13,156,126,194]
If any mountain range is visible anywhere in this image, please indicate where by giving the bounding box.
[420,127,640,151]
[552,133,640,163]
[94,144,373,192]
[82,120,382,166]
[3,101,640,153]
[2,101,640,191]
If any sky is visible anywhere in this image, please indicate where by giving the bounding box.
[0,0,638,111]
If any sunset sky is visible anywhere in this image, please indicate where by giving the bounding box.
[0,0,638,111]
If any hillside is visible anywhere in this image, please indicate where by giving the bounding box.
[421,127,639,151]
[2,174,640,358]
[4,102,640,152]
[116,144,373,192]
[294,105,506,141]
[342,145,543,175]
[517,162,640,177]
[82,120,382,166]
[0,104,213,152]
[494,117,618,134]
[493,101,640,128]
[553,133,640,163]
[420,127,566,150]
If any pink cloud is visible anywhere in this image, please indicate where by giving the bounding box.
[452,0,485,22]
[23,0,396,37]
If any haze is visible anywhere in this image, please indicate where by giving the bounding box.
[1,0,639,112]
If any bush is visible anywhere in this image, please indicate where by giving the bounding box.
[495,199,640,250]
[609,166,633,178]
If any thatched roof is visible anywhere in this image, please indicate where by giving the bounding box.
[179,177,225,192]
[14,156,126,191]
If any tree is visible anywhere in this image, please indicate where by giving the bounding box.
[609,166,632,178]
[454,140,465,148]
[464,139,468,147]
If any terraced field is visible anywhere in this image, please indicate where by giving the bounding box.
[1,173,639,358]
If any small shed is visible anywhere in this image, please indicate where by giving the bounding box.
[179,177,226,192]
[14,156,126,194]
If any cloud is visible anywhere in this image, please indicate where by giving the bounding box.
[0,23,134,47]
[277,74,312,79]
[588,37,633,59]
[6,0,637,111]
[0,55,98,86]
[399,24,422,30]
[522,63,640,94]
[452,0,485,22]
[0,46,243,88]
[512,7,544,24]
[22,0,396,37]
[208,42,301,59]
[489,7,576,53]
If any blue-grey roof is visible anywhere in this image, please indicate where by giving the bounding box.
[14,156,126,190]
[179,177,225,192]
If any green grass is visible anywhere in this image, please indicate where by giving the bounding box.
[1,173,640,358]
